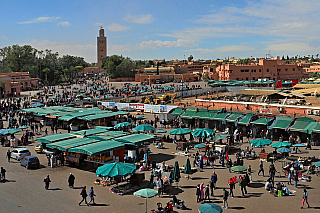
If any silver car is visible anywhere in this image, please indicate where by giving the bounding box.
[10,148,31,160]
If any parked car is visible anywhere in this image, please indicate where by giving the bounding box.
[10,148,31,160]
[35,144,43,153]
[20,155,40,169]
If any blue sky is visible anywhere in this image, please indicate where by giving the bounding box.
[1,0,320,62]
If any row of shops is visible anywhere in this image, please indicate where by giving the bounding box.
[20,106,128,130]
[171,108,320,144]
[37,129,156,168]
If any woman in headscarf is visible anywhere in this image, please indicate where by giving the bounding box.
[200,182,204,201]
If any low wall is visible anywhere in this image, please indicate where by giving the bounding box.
[195,99,320,116]
[109,77,135,82]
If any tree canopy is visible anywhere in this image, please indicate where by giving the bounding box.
[0,44,89,84]
[102,55,136,78]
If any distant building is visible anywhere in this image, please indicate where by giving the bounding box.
[0,72,38,97]
[305,65,320,73]
[135,73,199,84]
[216,58,305,81]
[84,27,107,75]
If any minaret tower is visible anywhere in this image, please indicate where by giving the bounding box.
[97,26,107,71]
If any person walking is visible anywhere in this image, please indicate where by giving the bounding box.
[209,180,214,197]
[88,187,96,206]
[288,171,292,185]
[294,170,299,188]
[247,165,252,181]
[301,188,310,209]
[68,173,75,188]
[79,186,89,206]
[211,172,218,189]
[1,167,6,182]
[204,184,210,201]
[200,182,204,202]
[196,184,201,203]
[229,178,235,198]
[6,150,11,163]
[222,188,229,209]
[258,161,264,176]
[240,176,247,196]
[43,175,51,190]
[148,171,154,188]
[156,178,162,197]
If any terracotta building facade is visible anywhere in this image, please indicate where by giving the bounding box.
[216,59,304,81]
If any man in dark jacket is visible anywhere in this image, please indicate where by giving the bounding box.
[241,176,247,196]
[44,175,51,190]
[79,186,89,206]
[196,184,201,203]
[68,173,75,188]
[223,188,229,209]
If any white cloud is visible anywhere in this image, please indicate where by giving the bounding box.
[29,40,96,62]
[107,23,130,32]
[19,16,61,24]
[186,44,254,54]
[94,22,103,26]
[57,21,71,27]
[123,14,155,24]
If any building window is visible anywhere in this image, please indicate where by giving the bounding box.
[254,69,256,72]
[267,69,269,72]
[285,68,288,71]
[236,78,239,80]
[259,69,262,72]
[253,77,255,80]
[245,69,249,72]
[241,70,244,72]
[277,69,281,72]
[246,78,248,80]
[293,68,295,71]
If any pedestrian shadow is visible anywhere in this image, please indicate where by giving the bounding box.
[248,183,264,188]
[210,200,223,204]
[39,165,46,169]
[228,206,245,210]
[2,179,16,183]
[48,188,62,190]
[191,177,208,180]
[181,185,196,189]
[90,203,109,207]
[168,187,184,195]
[73,186,83,189]
[150,153,175,163]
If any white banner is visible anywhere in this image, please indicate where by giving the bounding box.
[116,103,130,109]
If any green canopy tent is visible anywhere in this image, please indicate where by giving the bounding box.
[184,158,192,180]
[250,139,272,147]
[133,124,155,132]
[194,144,207,149]
[114,122,132,129]
[289,117,314,132]
[192,128,215,138]
[134,188,158,213]
[231,165,248,172]
[199,203,223,213]
[211,133,228,141]
[277,147,291,153]
[169,128,192,135]
[96,162,136,178]
[271,142,291,148]
[173,161,181,185]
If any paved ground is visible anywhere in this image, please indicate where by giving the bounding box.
[0,110,319,213]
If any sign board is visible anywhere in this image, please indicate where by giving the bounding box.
[260,108,273,114]
[129,103,145,111]
[116,103,130,109]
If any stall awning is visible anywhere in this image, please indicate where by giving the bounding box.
[171,108,183,116]
[72,128,110,136]
[226,112,243,123]
[269,116,293,130]
[79,111,127,121]
[36,133,76,144]
[114,134,156,145]
[238,113,257,126]
[68,140,125,155]
[289,117,314,132]
[180,110,196,119]
[251,117,273,125]
[210,113,230,121]
[97,131,129,137]
[303,122,320,134]
[46,137,99,151]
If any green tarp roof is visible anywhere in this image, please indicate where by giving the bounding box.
[114,134,156,145]
[97,131,129,137]
[238,113,256,126]
[210,113,230,121]
[303,122,320,134]
[72,128,110,136]
[36,133,76,144]
[171,108,184,116]
[79,111,128,121]
[289,117,314,132]
[68,140,125,155]
[180,110,196,119]
[251,117,273,125]
[46,137,99,151]
[270,116,293,130]
[226,112,243,123]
